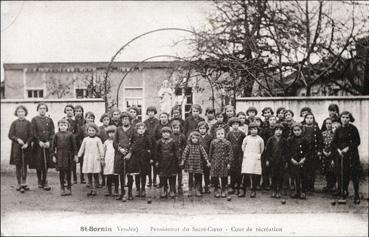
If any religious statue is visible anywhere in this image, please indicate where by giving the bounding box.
[158,79,174,114]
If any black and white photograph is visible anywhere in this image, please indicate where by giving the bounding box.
[1,1,368,236]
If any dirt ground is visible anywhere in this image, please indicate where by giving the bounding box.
[1,171,368,236]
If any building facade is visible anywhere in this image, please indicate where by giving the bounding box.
[3,61,223,120]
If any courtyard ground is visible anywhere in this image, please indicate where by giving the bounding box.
[1,171,368,236]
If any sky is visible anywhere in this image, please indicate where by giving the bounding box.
[1,1,213,81]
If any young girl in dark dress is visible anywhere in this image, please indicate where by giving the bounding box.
[143,106,160,187]
[8,105,33,193]
[276,107,286,123]
[63,104,78,184]
[74,105,86,184]
[113,112,135,202]
[171,120,187,195]
[332,111,362,204]
[30,103,55,191]
[226,117,246,196]
[51,119,78,196]
[127,122,152,199]
[181,131,210,197]
[302,112,322,192]
[265,124,288,199]
[246,107,257,124]
[224,105,235,124]
[288,123,309,199]
[154,127,179,199]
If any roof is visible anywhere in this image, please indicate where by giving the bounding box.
[3,61,188,71]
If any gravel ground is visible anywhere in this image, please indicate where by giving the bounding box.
[1,172,368,236]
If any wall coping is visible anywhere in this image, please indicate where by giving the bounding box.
[0,98,104,103]
[236,96,369,101]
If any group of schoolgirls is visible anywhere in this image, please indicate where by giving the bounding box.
[8,102,362,204]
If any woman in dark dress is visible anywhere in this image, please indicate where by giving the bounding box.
[332,111,362,204]
[8,105,33,193]
[30,103,55,191]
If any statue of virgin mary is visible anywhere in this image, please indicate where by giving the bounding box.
[158,79,174,114]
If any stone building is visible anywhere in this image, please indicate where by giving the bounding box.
[3,61,223,120]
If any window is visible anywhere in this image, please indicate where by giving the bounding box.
[175,87,192,118]
[76,89,89,99]
[125,88,143,121]
[27,89,44,98]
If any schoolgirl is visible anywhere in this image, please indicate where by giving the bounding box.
[205,107,217,135]
[98,113,111,187]
[126,122,152,199]
[210,111,230,138]
[8,105,33,193]
[226,117,246,196]
[51,119,78,196]
[198,121,213,193]
[63,104,78,184]
[321,104,340,132]
[171,120,187,195]
[103,125,119,197]
[237,111,249,135]
[170,105,185,128]
[113,112,135,202]
[30,103,55,191]
[154,127,179,198]
[128,106,140,128]
[181,131,210,197]
[224,105,235,124]
[241,122,264,198]
[246,107,257,124]
[321,117,337,193]
[276,107,286,123]
[74,105,86,184]
[110,108,122,127]
[77,123,104,196]
[209,127,233,198]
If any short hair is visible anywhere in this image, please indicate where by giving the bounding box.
[248,122,259,132]
[291,122,303,130]
[36,103,48,112]
[228,117,241,126]
[205,107,215,115]
[191,104,202,114]
[110,107,122,116]
[284,109,294,117]
[246,106,258,115]
[74,105,84,113]
[86,123,99,132]
[215,127,225,134]
[171,105,182,115]
[236,111,246,117]
[254,117,263,124]
[188,131,201,142]
[128,106,139,114]
[197,121,209,130]
[273,123,284,131]
[106,125,117,133]
[120,112,132,121]
[262,107,274,116]
[85,111,95,119]
[328,104,340,114]
[224,105,235,112]
[160,126,172,134]
[64,104,75,114]
[276,107,286,115]
[146,106,157,115]
[340,111,355,122]
[159,112,169,118]
[14,105,28,116]
[300,107,312,117]
[58,118,70,127]
[215,111,224,118]
[171,120,182,129]
[135,122,146,130]
[99,113,110,123]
